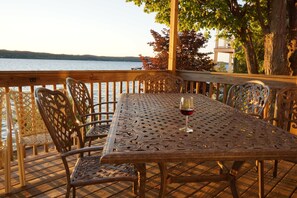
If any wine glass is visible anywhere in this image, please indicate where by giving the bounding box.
[179,96,194,133]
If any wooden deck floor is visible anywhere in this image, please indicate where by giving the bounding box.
[1,147,297,198]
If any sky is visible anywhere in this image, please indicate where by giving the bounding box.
[0,0,220,59]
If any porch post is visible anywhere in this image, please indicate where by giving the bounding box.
[168,0,178,72]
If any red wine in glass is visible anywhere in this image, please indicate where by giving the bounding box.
[179,96,194,133]
[180,109,194,116]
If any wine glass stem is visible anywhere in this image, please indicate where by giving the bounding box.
[186,115,189,129]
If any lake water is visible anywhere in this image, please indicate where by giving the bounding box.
[0,58,143,141]
[0,58,142,70]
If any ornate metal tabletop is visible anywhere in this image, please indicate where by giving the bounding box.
[101,93,297,164]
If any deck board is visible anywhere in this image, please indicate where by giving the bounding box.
[1,149,297,197]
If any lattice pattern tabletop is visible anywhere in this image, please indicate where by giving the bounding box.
[101,93,297,164]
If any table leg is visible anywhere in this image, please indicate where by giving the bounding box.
[135,163,146,198]
[229,175,239,198]
[158,162,168,198]
[229,161,244,198]
[258,160,264,198]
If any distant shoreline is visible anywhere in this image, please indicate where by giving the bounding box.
[0,49,141,62]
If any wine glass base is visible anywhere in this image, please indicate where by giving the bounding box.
[179,127,193,133]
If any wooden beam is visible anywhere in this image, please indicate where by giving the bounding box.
[168,0,178,71]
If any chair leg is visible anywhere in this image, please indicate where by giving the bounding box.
[133,180,138,195]
[87,138,93,156]
[88,139,92,147]
[3,146,11,194]
[158,162,168,198]
[273,160,278,178]
[255,160,259,172]
[65,184,71,198]
[72,187,76,198]
[33,145,38,155]
[258,160,265,198]
[44,144,49,153]
[17,144,26,186]
[217,161,228,174]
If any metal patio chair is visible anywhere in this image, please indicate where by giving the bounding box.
[135,72,184,93]
[226,80,270,118]
[223,80,271,191]
[271,87,297,177]
[35,87,145,198]
[66,77,115,146]
[9,91,52,186]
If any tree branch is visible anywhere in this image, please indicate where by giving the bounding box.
[255,0,269,33]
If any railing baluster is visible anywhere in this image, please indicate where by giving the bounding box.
[113,82,116,111]
[99,82,102,120]
[120,81,123,94]
[185,81,189,93]
[190,82,194,93]
[90,83,94,104]
[131,80,135,94]
[126,81,129,93]
[90,82,95,121]
[223,84,228,104]
[106,82,109,119]
[202,83,207,95]
[195,82,199,94]
[216,83,221,101]
[209,83,214,98]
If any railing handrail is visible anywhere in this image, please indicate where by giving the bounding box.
[1,69,296,89]
[0,70,167,87]
[177,70,297,89]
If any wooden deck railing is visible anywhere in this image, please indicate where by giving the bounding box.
[178,70,297,101]
[1,70,296,100]
[1,69,297,168]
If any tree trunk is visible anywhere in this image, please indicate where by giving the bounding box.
[243,37,259,74]
[263,0,290,75]
[288,0,297,75]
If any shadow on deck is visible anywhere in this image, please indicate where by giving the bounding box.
[0,145,297,198]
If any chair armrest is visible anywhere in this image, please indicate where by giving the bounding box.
[81,112,114,118]
[61,146,104,157]
[93,101,117,107]
[248,113,262,119]
[263,117,278,125]
[79,119,112,127]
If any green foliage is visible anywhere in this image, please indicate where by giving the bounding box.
[127,0,253,33]
[127,0,269,73]
[215,62,227,72]
[233,57,248,73]
[139,29,214,71]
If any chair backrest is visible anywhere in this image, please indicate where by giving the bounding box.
[66,77,94,123]
[274,87,297,134]
[135,73,184,93]
[9,91,48,138]
[35,88,83,153]
[226,80,270,118]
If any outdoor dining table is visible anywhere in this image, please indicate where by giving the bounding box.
[101,93,297,198]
